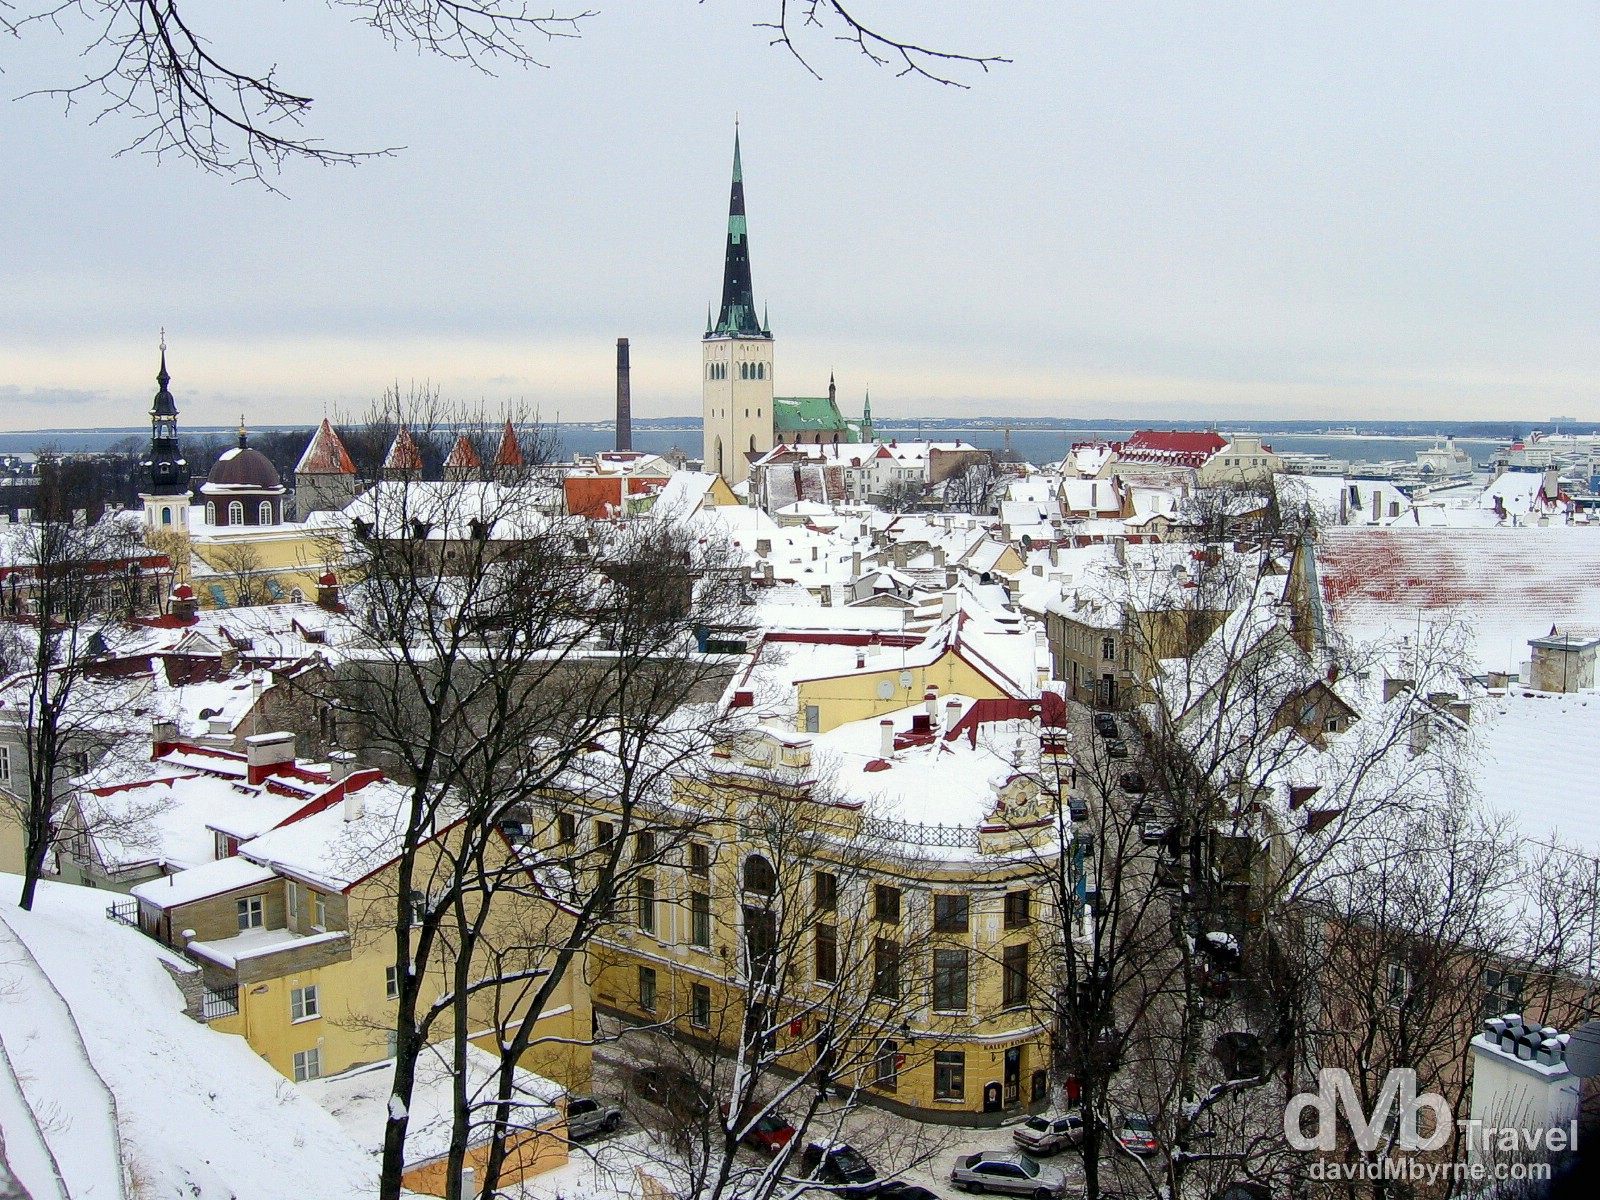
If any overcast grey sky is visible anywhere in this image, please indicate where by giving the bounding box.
[2,2,1596,431]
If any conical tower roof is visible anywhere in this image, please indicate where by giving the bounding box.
[295,418,357,476]
[384,424,425,472]
[444,434,482,470]
[493,419,524,468]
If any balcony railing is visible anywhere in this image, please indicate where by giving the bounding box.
[105,899,138,928]
[860,815,980,850]
[202,985,240,1021]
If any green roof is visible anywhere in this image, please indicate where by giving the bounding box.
[774,395,848,432]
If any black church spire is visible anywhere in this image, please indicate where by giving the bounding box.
[712,131,768,338]
[142,335,188,496]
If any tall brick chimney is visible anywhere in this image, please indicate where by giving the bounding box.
[615,337,632,452]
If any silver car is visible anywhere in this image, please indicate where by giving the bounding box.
[565,1095,623,1139]
[950,1151,1069,1198]
[1012,1111,1083,1156]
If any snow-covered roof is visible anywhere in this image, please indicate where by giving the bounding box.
[130,854,279,907]
[1318,527,1600,675]
[239,776,417,891]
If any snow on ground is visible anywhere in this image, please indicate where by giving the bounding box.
[0,876,378,1199]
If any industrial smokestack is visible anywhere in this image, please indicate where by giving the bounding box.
[615,337,633,452]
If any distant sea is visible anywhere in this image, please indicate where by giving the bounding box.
[0,422,1550,470]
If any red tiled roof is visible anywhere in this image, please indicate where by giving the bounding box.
[1124,430,1228,455]
[295,419,357,475]
[384,425,424,471]
[444,435,481,470]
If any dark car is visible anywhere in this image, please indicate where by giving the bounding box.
[1067,796,1089,822]
[1114,1111,1159,1156]
[798,1141,878,1197]
[1119,772,1147,794]
[631,1064,713,1119]
[1106,738,1130,760]
[1093,713,1119,738]
[875,1183,940,1200]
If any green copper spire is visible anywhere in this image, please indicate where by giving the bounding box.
[712,128,767,338]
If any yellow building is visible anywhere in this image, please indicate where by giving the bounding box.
[128,770,591,1094]
[582,694,1070,1126]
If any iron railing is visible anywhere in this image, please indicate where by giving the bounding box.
[860,815,980,850]
[202,985,240,1021]
[105,899,138,927]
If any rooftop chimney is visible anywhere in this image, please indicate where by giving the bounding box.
[169,584,198,624]
[152,718,179,756]
[944,698,963,735]
[879,718,895,759]
[316,572,342,612]
[244,731,296,785]
[615,337,633,452]
[343,787,366,822]
[925,687,939,716]
[328,750,356,783]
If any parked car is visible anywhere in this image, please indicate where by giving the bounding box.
[723,1104,797,1156]
[1012,1111,1083,1156]
[876,1183,939,1200]
[1093,713,1119,739]
[1119,772,1147,794]
[565,1095,623,1139]
[1140,820,1168,844]
[950,1151,1069,1198]
[1114,1112,1159,1156]
[1106,738,1129,760]
[1131,799,1162,822]
[631,1064,713,1119]
[1067,796,1089,822]
[798,1141,878,1196]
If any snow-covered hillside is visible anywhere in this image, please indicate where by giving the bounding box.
[0,876,378,1199]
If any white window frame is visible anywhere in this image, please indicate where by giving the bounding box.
[0,744,9,783]
[313,892,327,931]
[292,1047,321,1081]
[258,500,273,525]
[290,984,320,1022]
[237,895,264,930]
[228,501,244,525]
[385,965,400,1000]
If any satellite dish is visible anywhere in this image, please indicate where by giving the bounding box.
[1563,1019,1600,1077]
[877,680,895,700]
[1021,534,1033,550]
[899,670,914,688]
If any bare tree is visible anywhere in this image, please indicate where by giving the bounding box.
[207,539,278,608]
[6,1,1002,185]
[309,390,750,1200]
[941,459,1000,515]
[0,468,155,909]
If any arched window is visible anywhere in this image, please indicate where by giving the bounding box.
[749,435,757,453]
[743,855,776,894]
[714,438,723,475]
[258,501,273,525]
[160,506,172,525]
[228,501,244,525]
[757,363,766,380]
[290,588,305,604]
[205,502,216,525]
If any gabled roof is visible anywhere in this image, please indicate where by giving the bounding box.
[294,419,357,476]
[773,394,850,433]
[1123,430,1227,456]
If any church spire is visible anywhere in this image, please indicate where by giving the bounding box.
[712,129,766,338]
[143,336,187,496]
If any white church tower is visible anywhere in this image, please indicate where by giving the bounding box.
[703,131,774,487]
